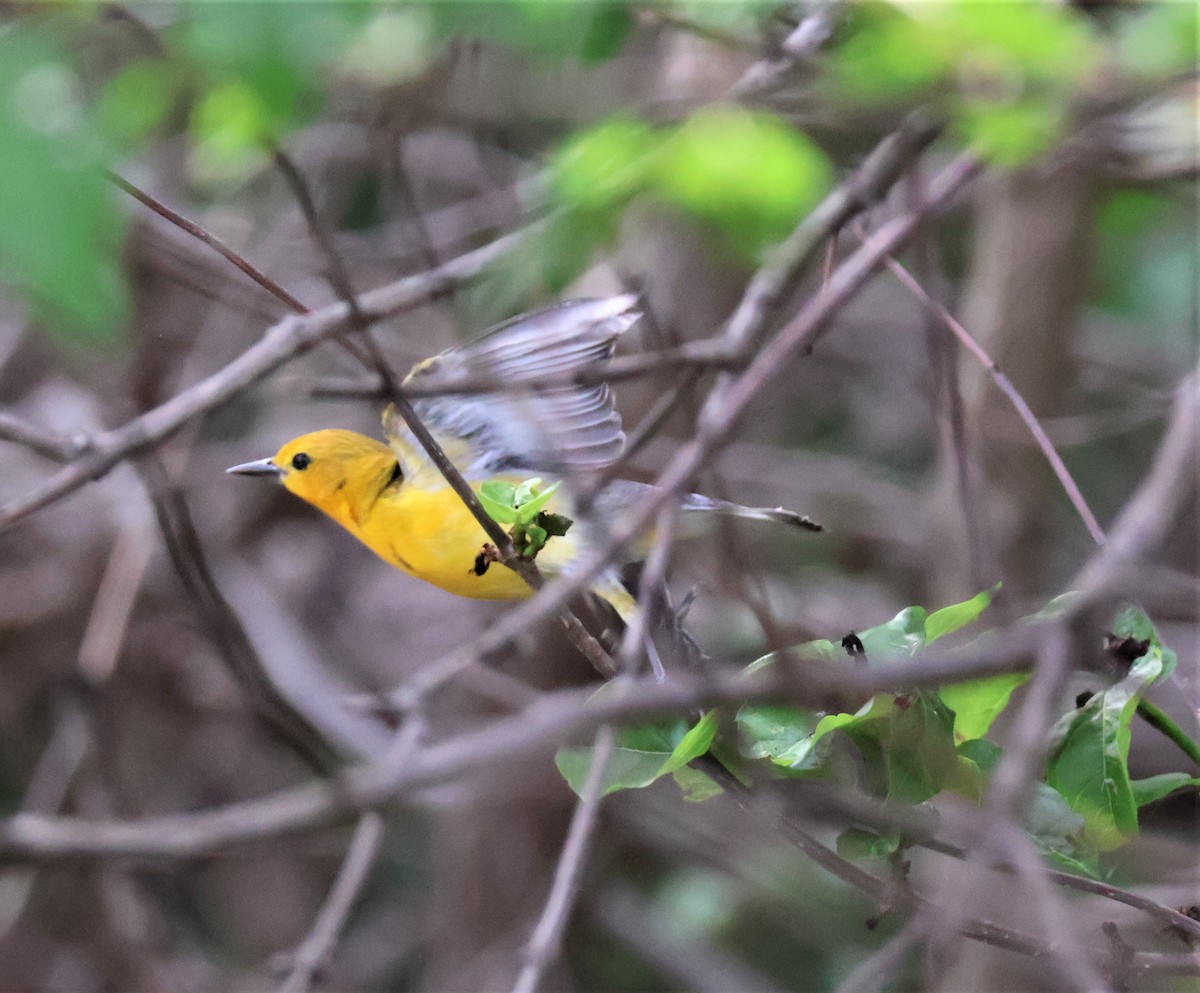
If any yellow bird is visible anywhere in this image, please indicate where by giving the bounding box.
[228,296,818,673]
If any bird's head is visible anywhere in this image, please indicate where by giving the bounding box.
[227,429,401,527]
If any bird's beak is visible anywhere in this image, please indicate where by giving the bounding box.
[226,458,283,477]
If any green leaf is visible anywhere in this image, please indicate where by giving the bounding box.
[773,696,893,771]
[537,512,573,540]
[736,705,823,761]
[1115,3,1199,79]
[556,712,719,799]
[652,107,832,257]
[1046,641,1165,851]
[1026,783,1099,877]
[837,828,901,861]
[555,746,672,797]
[661,710,718,773]
[514,479,561,521]
[672,765,723,802]
[579,3,634,64]
[616,715,687,754]
[549,115,658,213]
[190,81,269,181]
[0,28,129,345]
[957,738,1001,775]
[1111,604,1177,681]
[480,480,517,506]
[833,5,956,102]
[512,477,544,507]
[1130,773,1200,809]
[859,606,927,661]
[876,693,977,803]
[743,638,842,675]
[430,0,632,63]
[940,672,1027,742]
[520,523,548,558]
[925,584,1000,644]
[478,481,518,523]
[96,60,182,151]
[337,8,436,87]
[956,96,1066,168]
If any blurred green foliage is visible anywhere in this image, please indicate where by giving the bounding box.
[544,106,833,287]
[0,24,128,346]
[834,0,1100,166]
[0,0,1191,349]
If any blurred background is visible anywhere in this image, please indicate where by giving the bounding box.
[0,2,1195,990]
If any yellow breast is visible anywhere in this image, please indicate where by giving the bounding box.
[354,480,580,600]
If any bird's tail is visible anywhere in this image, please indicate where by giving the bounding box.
[682,494,823,532]
[590,574,667,683]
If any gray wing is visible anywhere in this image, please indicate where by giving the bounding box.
[400,295,639,477]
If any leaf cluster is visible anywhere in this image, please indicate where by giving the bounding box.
[560,591,1196,880]
[478,478,573,560]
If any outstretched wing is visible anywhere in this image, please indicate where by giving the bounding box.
[386,295,639,483]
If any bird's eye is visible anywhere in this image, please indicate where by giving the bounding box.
[291,453,311,471]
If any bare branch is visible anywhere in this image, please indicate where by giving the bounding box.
[110,171,311,316]
[878,249,1108,548]
[510,726,616,993]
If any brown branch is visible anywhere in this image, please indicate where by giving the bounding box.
[878,250,1108,548]
[0,413,82,463]
[109,171,311,316]
[510,726,616,993]
[0,621,1064,862]
[275,812,386,993]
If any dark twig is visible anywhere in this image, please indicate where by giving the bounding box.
[879,251,1107,548]
[109,171,311,316]
[0,413,82,463]
[510,726,616,993]
[275,812,386,993]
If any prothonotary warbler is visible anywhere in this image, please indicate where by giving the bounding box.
[228,296,819,675]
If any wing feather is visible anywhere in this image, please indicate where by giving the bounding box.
[387,296,639,482]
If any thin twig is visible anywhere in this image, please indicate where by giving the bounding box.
[275,812,386,993]
[109,171,311,316]
[879,251,1108,548]
[0,413,82,462]
[510,725,616,993]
